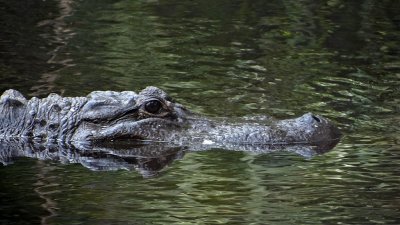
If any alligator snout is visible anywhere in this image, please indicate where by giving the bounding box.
[297,113,342,148]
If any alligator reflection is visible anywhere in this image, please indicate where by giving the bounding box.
[0,139,338,178]
[0,139,185,178]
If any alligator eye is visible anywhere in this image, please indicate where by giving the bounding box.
[144,100,162,114]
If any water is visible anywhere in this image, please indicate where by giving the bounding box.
[1,0,399,224]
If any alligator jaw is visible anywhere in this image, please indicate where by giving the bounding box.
[71,112,341,155]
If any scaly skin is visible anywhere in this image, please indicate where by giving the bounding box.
[0,89,87,141]
[0,87,341,152]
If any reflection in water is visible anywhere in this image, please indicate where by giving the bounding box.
[0,139,184,178]
[34,161,59,225]
[31,0,76,96]
[0,137,338,223]
[0,138,337,178]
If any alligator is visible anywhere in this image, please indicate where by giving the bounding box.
[0,86,341,173]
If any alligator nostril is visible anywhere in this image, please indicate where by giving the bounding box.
[312,115,321,123]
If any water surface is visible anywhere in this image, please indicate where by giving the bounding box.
[0,0,399,224]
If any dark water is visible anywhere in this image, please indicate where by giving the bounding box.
[1,0,399,224]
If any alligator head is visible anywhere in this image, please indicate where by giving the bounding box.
[71,86,341,153]
[71,86,190,143]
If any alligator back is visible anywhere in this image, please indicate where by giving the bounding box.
[0,90,87,141]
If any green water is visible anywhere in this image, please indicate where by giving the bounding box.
[1,0,399,224]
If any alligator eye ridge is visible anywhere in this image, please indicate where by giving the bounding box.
[144,100,162,114]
